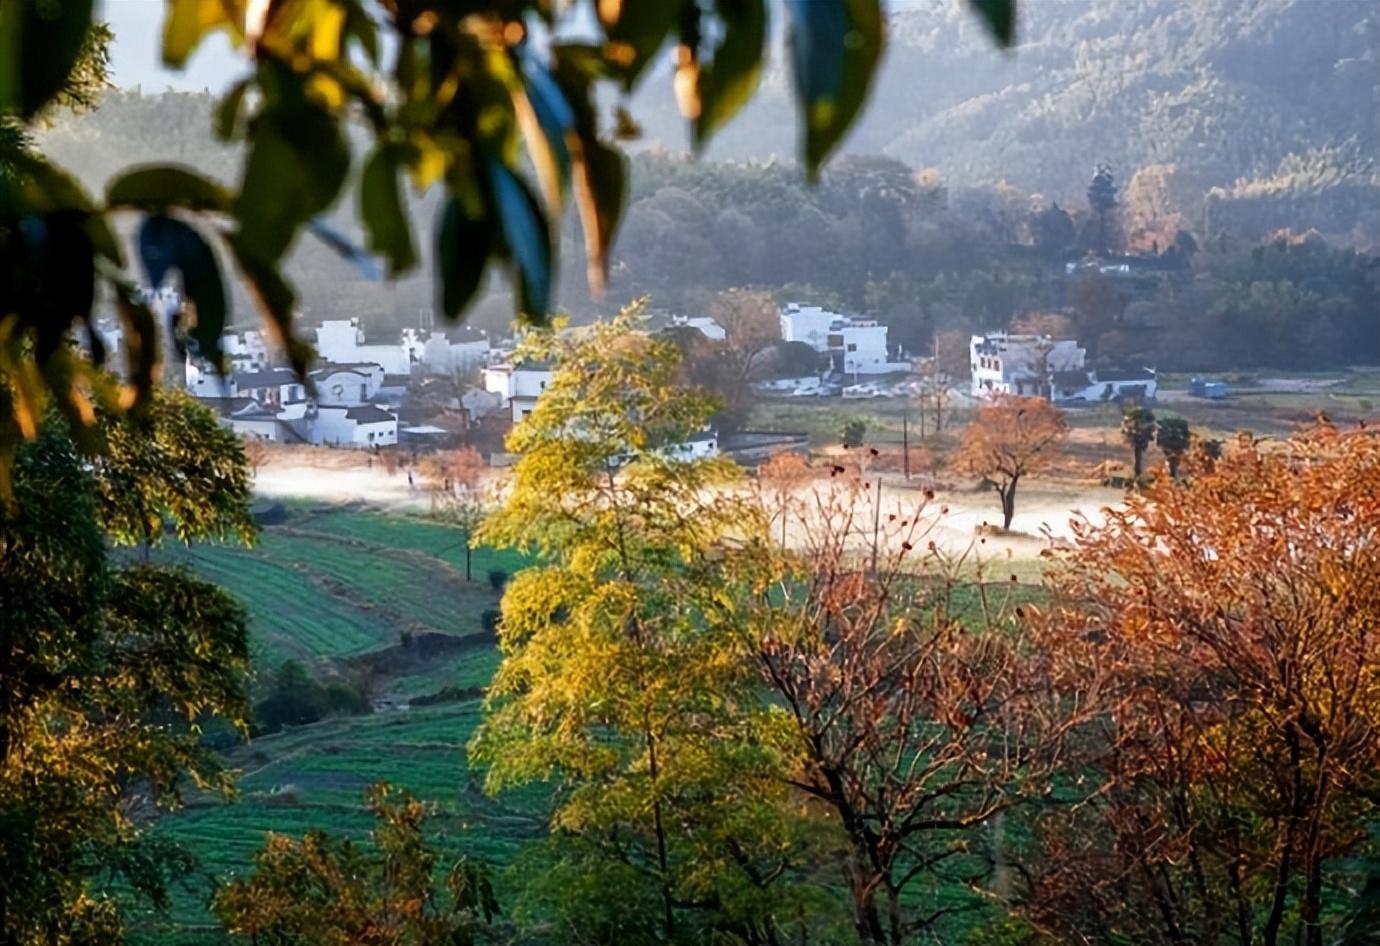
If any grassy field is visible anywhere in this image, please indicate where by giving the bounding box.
[153,504,528,666]
[750,365,1380,460]
[131,504,531,945]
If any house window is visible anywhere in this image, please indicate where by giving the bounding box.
[847,343,857,352]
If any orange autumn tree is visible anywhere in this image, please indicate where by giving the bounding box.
[753,471,1080,945]
[955,395,1068,530]
[1024,426,1380,946]
[757,450,812,548]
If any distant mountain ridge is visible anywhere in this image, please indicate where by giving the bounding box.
[629,0,1378,205]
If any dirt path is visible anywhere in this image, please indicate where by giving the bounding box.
[252,454,1124,563]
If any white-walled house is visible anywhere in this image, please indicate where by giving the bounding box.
[310,404,398,447]
[1050,368,1159,403]
[780,304,907,376]
[660,431,719,461]
[310,363,385,406]
[316,319,415,375]
[779,304,840,349]
[482,360,554,423]
[969,333,1087,398]
[970,333,1156,402]
[222,328,272,370]
[229,367,309,408]
[827,318,903,375]
[420,326,490,376]
[197,397,288,441]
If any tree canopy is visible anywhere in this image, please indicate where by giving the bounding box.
[1025,425,1380,946]
[0,409,253,944]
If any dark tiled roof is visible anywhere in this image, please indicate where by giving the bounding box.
[442,325,488,343]
[1097,366,1157,382]
[315,361,385,372]
[1053,370,1093,389]
[345,405,396,424]
[194,396,258,418]
[235,368,297,388]
[234,408,280,421]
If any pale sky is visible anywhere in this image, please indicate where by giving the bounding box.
[104,0,243,92]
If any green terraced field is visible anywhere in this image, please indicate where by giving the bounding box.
[130,505,532,945]
[152,504,520,665]
[127,700,549,945]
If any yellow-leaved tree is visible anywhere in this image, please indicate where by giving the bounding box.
[469,302,830,944]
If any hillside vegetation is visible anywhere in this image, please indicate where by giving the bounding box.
[632,0,1379,221]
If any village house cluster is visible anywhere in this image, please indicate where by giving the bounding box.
[86,291,1157,458]
[176,318,497,448]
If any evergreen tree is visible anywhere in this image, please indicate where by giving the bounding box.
[1087,163,1119,254]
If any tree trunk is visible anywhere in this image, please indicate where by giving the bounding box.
[1001,477,1018,531]
[1263,724,1304,946]
[1302,852,1323,946]
[645,720,675,942]
[991,810,1011,901]
[1133,445,1145,479]
[848,865,887,946]
[1167,454,1180,478]
[464,543,472,582]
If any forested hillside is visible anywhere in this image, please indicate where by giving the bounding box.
[632,0,1379,223]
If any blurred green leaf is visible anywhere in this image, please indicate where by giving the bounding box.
[599,0,683,87]
[235,101,349,265]
[138,214,228,369]
[163,0,234,69]
[342,0,380,65]
[552,45,626,297]
[214,77,252,141]
[516,58,574,211]
[0,0,96,120]
[694,0,767,149]
[115,283,158,417]
[360,144,417,277]
[785,0,883,177]
[572,139,627,297]
[8,150,97,213]
[107,164,232,213]
[968,0,1016,47]
[227,234,313,381]
[23,212,96,361]
[487,161,551,324]
[437,196,493,321]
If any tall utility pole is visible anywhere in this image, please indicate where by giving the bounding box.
[902,414,911,481]
[870,468,883,577]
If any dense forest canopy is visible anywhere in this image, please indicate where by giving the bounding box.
[632,0,1379,206]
